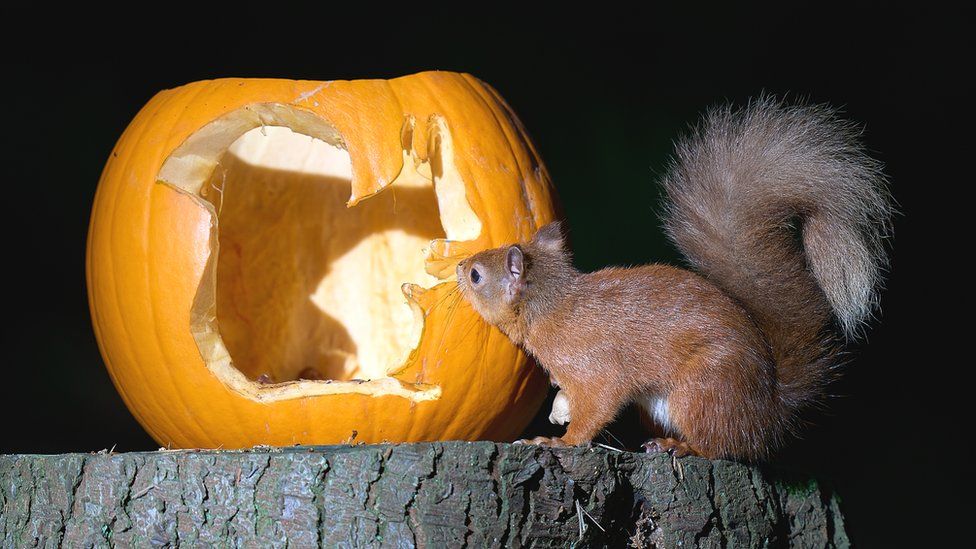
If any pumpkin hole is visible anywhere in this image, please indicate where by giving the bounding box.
[155,103,474,402]
[201,126,445,385]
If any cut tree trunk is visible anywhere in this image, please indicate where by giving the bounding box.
[0,442,847,547]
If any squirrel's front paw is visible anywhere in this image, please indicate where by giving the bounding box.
[514,436,569,447]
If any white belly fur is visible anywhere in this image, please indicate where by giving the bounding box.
[641,395,672,432]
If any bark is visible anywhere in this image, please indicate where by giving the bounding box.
[0,442,847,548]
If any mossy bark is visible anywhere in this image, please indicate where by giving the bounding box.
[0,442,847,548]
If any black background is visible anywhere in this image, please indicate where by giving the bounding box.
[2,5,968,546]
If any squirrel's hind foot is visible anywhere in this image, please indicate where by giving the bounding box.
[642,437,699,457]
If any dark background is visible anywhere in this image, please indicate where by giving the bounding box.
[3,5,968,546]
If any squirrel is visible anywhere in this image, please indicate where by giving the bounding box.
[456,98,893,460]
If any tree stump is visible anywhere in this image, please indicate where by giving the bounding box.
[0,442,847,547]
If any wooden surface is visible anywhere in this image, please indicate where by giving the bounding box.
[0,442,848,547]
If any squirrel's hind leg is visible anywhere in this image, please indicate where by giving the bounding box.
[663,349,780,461]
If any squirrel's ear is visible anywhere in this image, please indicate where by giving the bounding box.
[530,221,565,253]
[505,246,525,301]
[506,245,524,280]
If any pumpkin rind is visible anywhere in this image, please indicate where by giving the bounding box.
[87,72,556,448]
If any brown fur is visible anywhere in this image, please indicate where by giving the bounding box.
[457,98,892,461]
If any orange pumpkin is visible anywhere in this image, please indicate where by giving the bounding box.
[86,72,557,448]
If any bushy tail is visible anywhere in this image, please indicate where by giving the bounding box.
[661,97,893,412]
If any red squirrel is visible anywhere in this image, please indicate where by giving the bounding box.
[456,98,892,460]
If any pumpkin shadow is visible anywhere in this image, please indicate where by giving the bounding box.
[207,150,445,383]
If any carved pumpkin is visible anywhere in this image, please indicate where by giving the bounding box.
[87,72,556,448]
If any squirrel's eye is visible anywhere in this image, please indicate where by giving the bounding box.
[470,268,482,284]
